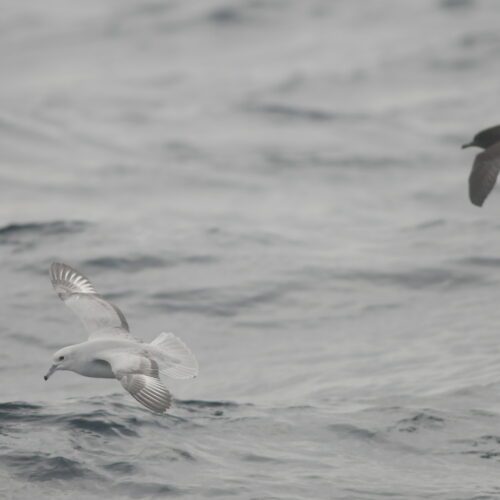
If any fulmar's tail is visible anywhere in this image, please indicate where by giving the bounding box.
[149,332,199,380]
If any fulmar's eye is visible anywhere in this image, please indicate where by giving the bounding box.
[58,356,64,361]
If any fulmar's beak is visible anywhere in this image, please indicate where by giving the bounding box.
[44,364,58,381]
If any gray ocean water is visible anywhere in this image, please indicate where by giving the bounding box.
[2,0,500,498]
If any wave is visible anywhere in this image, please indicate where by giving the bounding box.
[178,399,239,408]
[0,397,208,486]
[84,255,167,272]
[348,267,481,290]
[0,401,42,422]
[84,253,216,273]
[61,414,139,437]
[243,100,356,123]
[392,411,446,433]
[328,423,378,441]
[150,281,292,317]
[0,453,101,482]
[457,256,500,268]
[440,0,474,9]
[0,220,87,239]
[205,1,284,26]
[462,435,500,460]
[0,397,244,427]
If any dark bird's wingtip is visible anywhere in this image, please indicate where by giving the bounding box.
[462,142,473,149]
[43,376,48,381]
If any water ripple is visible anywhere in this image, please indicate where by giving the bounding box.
[0,220,87,242]
[0,453,102,482]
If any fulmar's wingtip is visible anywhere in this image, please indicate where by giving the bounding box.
[49,262,96,296]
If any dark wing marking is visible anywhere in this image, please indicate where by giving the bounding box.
[469,144,500,207]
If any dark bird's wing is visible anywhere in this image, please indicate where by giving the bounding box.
[469,143,500,207]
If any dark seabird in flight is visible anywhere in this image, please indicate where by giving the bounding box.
[462,125,500,207]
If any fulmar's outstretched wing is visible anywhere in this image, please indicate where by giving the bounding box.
[101,351,172,413]
[49,262,134,340]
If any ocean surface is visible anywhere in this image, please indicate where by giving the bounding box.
[2,0,500,498]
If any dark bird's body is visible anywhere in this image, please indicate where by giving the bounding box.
[462,125,500,207]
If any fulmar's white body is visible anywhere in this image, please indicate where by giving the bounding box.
[44,263,198,413]
[55,339,142,379]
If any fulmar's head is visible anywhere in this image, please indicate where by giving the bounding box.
[44,346,75,380]
[462,125,500,150]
